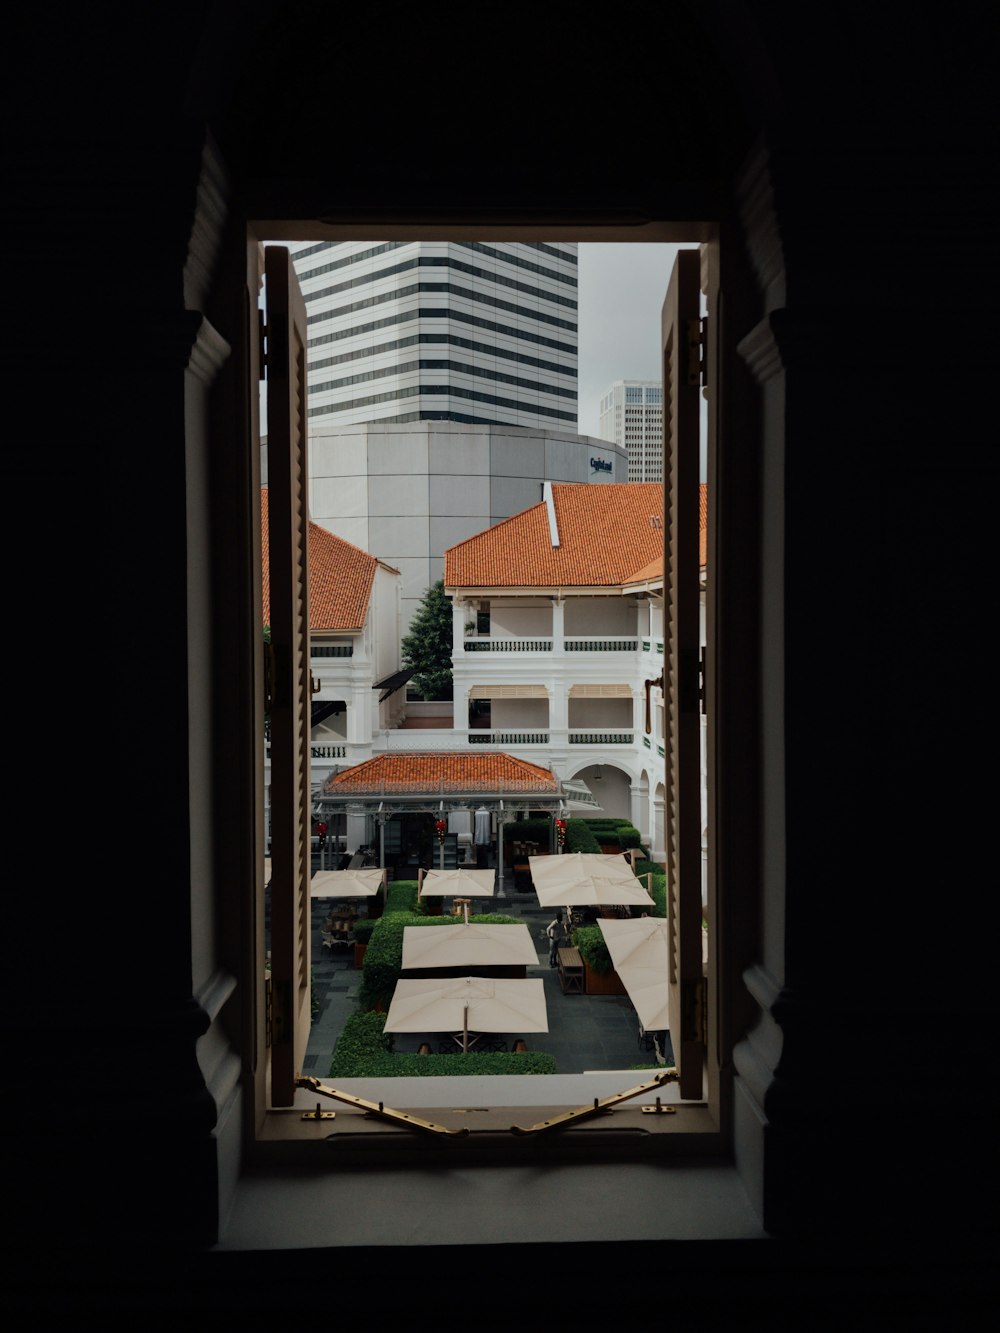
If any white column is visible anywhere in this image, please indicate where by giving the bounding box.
[549,682,567,745]
[349,684,370,742]
[452,597,467,653]
[551,596,565,654]
[630,783,644,836]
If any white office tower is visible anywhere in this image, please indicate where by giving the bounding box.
[598,380,664,481]
[290,241,579,430]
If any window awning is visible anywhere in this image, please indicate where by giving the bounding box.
[372,667,417,702]
[568,683,633,698]
[468,684,549,699]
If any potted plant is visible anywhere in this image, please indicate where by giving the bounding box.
[572,924,627,996]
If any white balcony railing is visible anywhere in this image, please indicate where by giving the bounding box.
[463,637,552,652]
[564,637,637,652]
[468,729,550,745]
[462,635,639,653]
[567,730,634,745]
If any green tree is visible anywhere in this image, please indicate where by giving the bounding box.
[401,580,453,700]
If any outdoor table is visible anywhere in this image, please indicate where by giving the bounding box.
[557,946,584,995]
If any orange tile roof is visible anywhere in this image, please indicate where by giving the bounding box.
[322,752,559,794]
[445,483,665,589]
[622,484,708,585]
[261,488,396,632]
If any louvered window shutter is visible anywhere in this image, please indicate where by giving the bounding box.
[662,249,706,1099]
[264,246,313,1107]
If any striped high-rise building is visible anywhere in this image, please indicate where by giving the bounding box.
[598,379,664,482]
[289,240,579,430]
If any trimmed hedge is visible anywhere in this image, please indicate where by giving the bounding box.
[635,860,667,917]
[385,880,420,914]
[329,1010,556,1077]
[358,909,522,1011]
[572,924,613,974]
[580,818,647,854]
[564,819,601,853]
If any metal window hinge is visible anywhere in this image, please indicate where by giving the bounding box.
[699,645,707,716]
[685,316,708,388]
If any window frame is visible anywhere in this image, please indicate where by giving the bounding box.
[249,224,729,1170]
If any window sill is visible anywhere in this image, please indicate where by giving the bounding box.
[218,1073,764,1249]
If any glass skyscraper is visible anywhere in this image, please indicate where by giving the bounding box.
[290,241,579,430]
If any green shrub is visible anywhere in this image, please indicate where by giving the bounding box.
[572,924,614,974]
[358,909,521,1011]
[564,819,601,853]
[352,917,377,945]
[328,1011,396,1078]
[328,1009,557,1077]
[385,880,419,914]
[632,860,666,916]
[369,1049,557,1076]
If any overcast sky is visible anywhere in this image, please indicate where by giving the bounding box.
[577,243,695,439]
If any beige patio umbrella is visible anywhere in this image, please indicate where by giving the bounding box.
[597,917,670,1031]
[309,867,386,898]
[528,852,654,908]
[418,867,496,896]
[401,922,537,971]
[419,866,496,922]
[383,976,548,1052]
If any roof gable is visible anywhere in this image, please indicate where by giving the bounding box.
[445,483,665,589]
[322,752,559,793]
[261,488,384,632]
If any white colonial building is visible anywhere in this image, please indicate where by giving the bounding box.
[261,487,404,821]
[307,419,625,633]
[442,481,692,861]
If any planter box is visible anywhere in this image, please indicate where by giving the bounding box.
[353,942,367,969]
[583,960,627,996]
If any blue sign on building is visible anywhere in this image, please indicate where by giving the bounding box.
[590,456,613,473]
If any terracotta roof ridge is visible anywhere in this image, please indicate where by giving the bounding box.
[444,498,547,554]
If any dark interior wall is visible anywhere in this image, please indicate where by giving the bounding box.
[2,0,998,1318]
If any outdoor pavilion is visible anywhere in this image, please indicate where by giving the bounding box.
[313,751,597,883]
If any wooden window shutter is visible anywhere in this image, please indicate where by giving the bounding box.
[662,249,706,1099]
[264,245,313,1107]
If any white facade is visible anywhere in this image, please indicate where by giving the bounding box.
[447,586,668,861]
[598,380,664,481]
[265,554,405,843]
[290,240,579,431]
[308,420,626,631]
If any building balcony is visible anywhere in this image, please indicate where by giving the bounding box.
[567,730,634,745]
[463,637,552,653]
[461,634,639,655]
[564,637,637,652]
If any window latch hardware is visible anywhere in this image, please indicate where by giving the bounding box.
[644,673,664,733]
[641,1097,677,1115]
[302,1102,335,1122]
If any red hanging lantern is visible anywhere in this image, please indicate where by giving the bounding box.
[555,818,567,848]
[435,819,447,845]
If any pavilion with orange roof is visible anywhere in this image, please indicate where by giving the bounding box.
[314,750,598,879]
